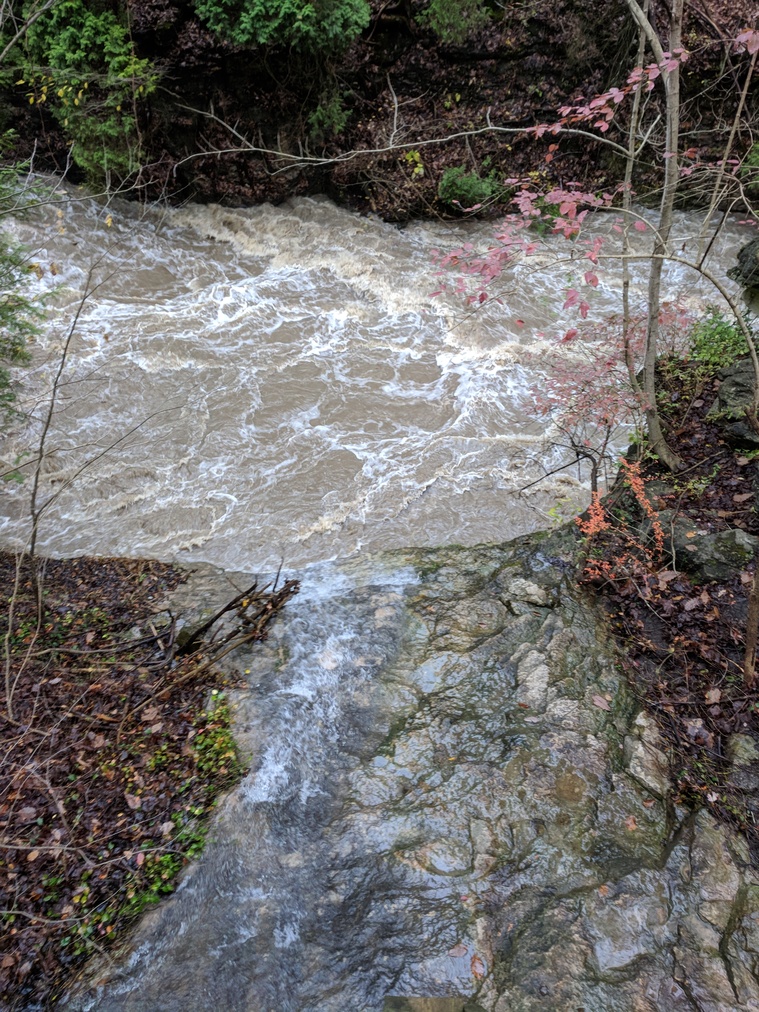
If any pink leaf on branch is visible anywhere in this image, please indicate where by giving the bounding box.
[736,29,759,54]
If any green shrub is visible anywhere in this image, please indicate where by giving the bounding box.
[20,0,156,182]
[438,165,499,210]
[0,157,45,426]
[308,89,349,139]
[193,0,370,51]
[741,142,759,202]
[690,308,749,372]
[417,0,490,44]
[0,233,37,423]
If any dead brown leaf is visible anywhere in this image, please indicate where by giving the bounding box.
[658,570,678,585]
[685,719,714,747]
[470,954,486,979]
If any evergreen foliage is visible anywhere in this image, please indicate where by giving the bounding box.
[308,89,350,139]
[18,0,156,182]
[0,231,36,424]
[0,153,45,427]
[437,165,500,209]
[417,0,490,44]
[193,0,370,51]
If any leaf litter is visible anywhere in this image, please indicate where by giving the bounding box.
[0,552,297,1008]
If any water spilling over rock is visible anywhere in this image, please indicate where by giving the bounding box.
[62,531,759,1011]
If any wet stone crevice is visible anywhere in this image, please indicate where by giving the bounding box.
[62,534,759,1012]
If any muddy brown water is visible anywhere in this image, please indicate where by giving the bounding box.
[0,188,750,571]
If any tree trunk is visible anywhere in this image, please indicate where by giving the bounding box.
[626,0,685,472]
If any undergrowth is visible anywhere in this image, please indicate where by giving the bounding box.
[0,554,296,1008]
[574,350,759,857]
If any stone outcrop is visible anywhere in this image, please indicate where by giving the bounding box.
[728,238,759,290]
[63,532,759,1012]
[642,507,759,582]
[707,358,759,447]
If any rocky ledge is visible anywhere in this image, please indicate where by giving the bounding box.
[64,531,759,1012]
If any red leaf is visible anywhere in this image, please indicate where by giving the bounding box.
[592,694,611,711]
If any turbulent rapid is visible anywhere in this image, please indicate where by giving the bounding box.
[0,186,751,570]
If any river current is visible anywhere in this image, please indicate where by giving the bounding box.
[0,188,751,571]
[3,189,758,1012]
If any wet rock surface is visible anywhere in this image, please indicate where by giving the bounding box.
[645,507,759,582]
[728,237,759,290]
[708,358,759,447]
[63,534,759,1011]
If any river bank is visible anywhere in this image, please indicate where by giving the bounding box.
[8,0,758,221]
[0,552,296,1009]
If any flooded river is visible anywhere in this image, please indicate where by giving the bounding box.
[0,188,750,570]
